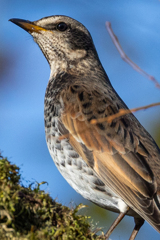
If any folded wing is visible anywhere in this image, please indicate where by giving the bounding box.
[60,83,160,232]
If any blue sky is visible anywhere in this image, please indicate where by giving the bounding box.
[1,1,160,239]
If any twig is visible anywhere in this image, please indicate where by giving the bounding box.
[58,103,160,141]
[105,21,160,89]
[91,102,160,124]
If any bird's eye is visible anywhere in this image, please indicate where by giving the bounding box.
[56,22,68,31]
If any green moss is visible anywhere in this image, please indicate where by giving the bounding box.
[0,158,105,240]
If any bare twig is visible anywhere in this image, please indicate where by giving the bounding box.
[91,102,160,124]
[105,21,160,89]
[58,102,160,141]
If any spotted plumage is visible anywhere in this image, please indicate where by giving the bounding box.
[10,15,160,240]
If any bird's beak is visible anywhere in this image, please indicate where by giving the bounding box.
[9,18,47,33]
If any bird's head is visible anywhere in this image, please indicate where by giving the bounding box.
[9,16,99,77]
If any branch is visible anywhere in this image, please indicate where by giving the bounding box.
[91,102,160,124]
[0,158,105,239]
[105,22,160,89]
[59,102,160,141]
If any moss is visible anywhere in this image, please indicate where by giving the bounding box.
[0,157,105,240]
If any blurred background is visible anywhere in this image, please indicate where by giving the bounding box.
[1,0,160,239]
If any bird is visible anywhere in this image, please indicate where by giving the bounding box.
[9,16,160,240]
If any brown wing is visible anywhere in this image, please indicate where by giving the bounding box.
[60,83,160,232]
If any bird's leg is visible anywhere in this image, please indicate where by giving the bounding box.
[104,207,129,239]
[129,217,144,240]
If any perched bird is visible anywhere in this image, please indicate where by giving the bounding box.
[9,16,160,240]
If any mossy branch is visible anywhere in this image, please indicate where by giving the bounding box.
[0,157,105,240]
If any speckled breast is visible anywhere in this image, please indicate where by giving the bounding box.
[44,108,131,214]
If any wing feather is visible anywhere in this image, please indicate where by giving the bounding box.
[60,84,160,232]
